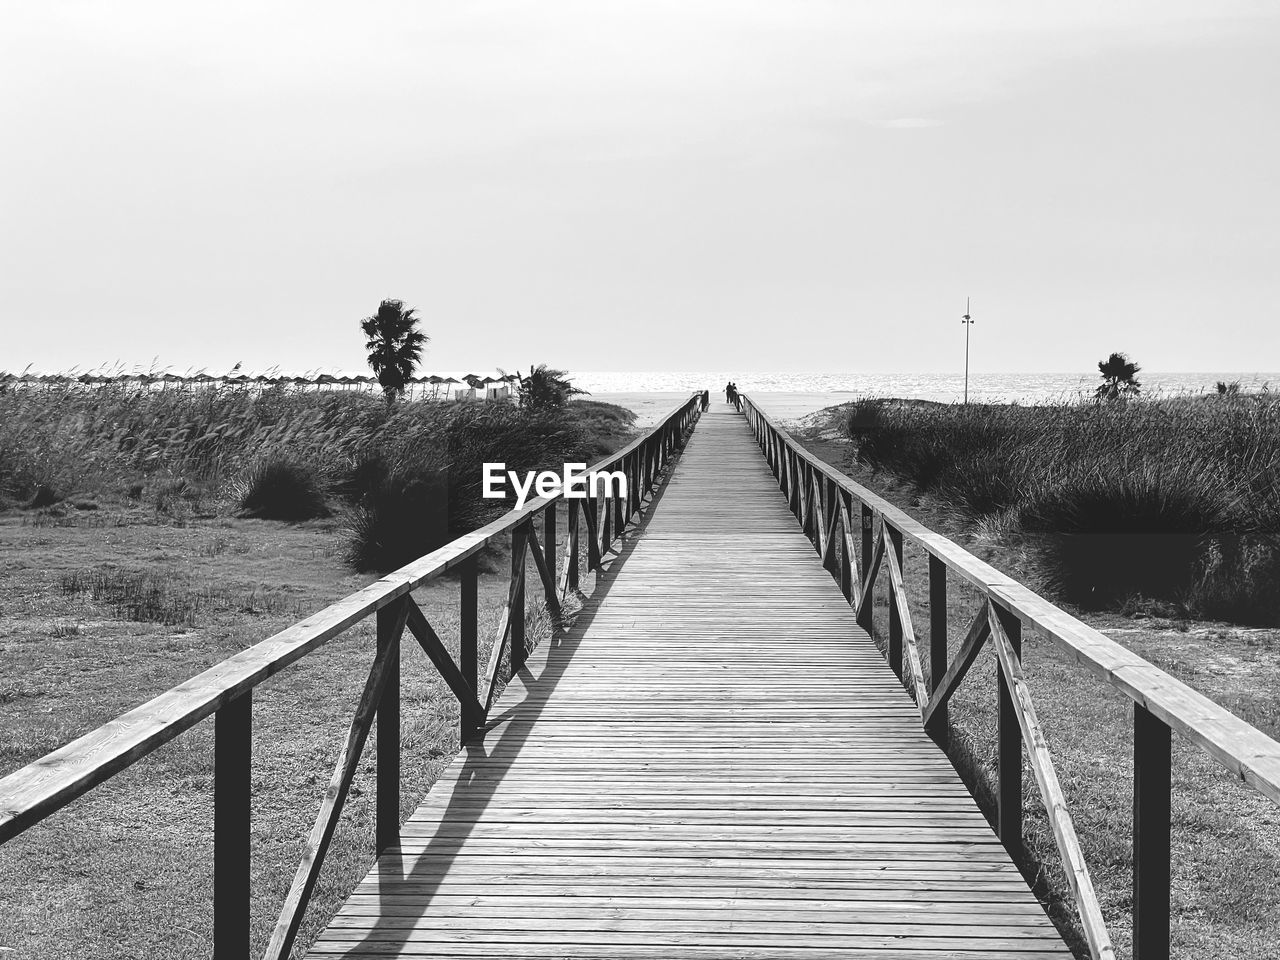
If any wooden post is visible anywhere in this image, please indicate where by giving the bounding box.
[995,603,1023,852]
[928,555,948,738]
[600,486,613,555]
[788,452,800,515]
[376,599,402,854]
[839,494,853,603]
[1133,703,1172,960]
[510,523,527,672]
[888,526,903,679]
[614,459,626,532]
[213,691,252,960]
[823,478,838,574]
[860,505,874,590]
[460,555,480,738]
[567,501,581,592]
[543,503,556,596]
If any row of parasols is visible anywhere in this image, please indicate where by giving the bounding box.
[0,371,521,397]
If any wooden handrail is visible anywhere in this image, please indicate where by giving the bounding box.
[741,395,1280,801]
[739,393,1280,960]
[0,391,704,959]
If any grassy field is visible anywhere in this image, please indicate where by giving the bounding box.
[838,393,1280,624]
[0,389,636,959]
[794,423,1280,960]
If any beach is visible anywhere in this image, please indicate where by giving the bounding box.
[592,390,861,428]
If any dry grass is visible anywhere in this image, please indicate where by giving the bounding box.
[836,394,1280,623]
[796,430,1280,960]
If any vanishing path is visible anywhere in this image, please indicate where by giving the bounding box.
[306,405,1070,958]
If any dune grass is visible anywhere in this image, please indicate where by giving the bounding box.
[841,393,1280,623]
[0,382,635,572]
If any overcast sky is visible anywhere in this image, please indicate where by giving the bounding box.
[3,1,1277,375]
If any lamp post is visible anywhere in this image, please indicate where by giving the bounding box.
[961,297,973,405]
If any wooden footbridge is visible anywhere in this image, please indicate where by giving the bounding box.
[3,392,1280,960]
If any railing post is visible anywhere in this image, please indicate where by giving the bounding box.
[567,500,581,592]
[543,503,557,593]
[214,691,252,960]
[1133,703,1172,960]
[628,452,640,518]
[601,484,613,554]
[822,478,838,574]
[995,603,1023,852]
[460,555,480,736]
[511,523,528,672]
[376,598,402,854]
[928,554,948,739]
[888,526,903,679]
[838,493,853,602]
[860,505,873,586]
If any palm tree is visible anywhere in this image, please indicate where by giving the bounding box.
[515,364,587,411]
[361,299,428,407]
[1095,352,1142,401]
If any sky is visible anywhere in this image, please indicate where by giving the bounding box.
[2,1,1277,376]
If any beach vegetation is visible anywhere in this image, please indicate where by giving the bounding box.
[514,363,587,412]
[0,376,635,570]
[842,392,1280,622]
[361,298,428,407]
[236,456,331,521]
[1095,351,1142,400]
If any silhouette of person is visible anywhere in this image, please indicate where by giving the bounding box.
[725,382,734,404]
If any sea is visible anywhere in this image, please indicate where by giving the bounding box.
[577,371,1280,428]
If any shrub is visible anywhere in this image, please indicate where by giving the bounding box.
[237,458,330,521]
[839,393,1280,623]
[345,454,449,573]
[1188,535,1280,625]
[1017,464,1243,609]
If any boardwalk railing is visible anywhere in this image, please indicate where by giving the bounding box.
[0,393,704,960]
[741,394,1280,960]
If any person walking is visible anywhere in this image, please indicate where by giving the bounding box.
[725,381,734,405]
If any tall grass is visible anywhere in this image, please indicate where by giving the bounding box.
[0,382,633,569]
[843,393,1280,622]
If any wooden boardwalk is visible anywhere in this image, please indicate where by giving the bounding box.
[307,405,1071,959]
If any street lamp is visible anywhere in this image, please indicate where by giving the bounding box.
[961,297,974,404]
